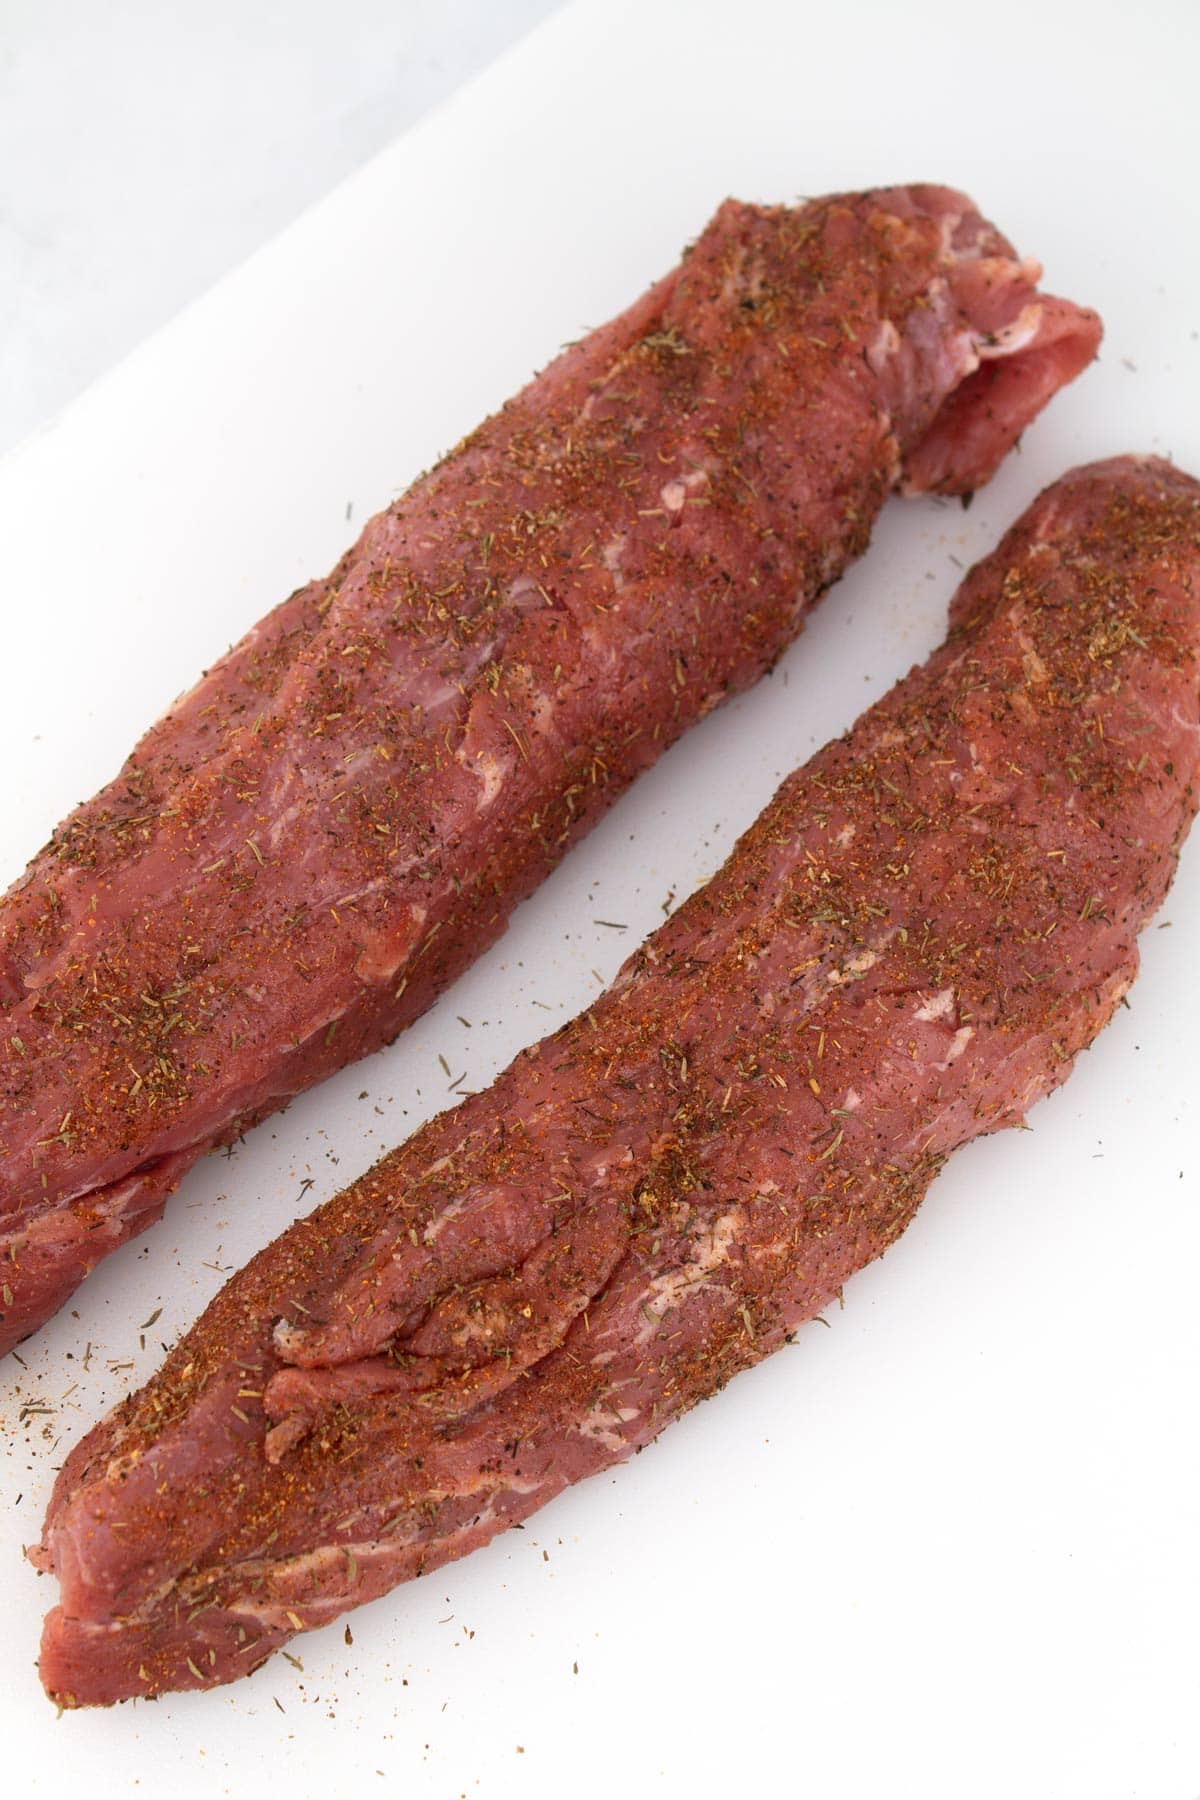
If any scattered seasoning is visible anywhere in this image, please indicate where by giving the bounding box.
[503,719,530,762]
[12,202,1186,1721]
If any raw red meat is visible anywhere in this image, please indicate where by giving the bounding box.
[0,187,1098,1354]
[35,455,1200,1706]
[0,189,1101,1353]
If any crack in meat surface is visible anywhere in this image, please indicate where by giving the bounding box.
[35,455,1200,1705]
[0,186,1100,1353]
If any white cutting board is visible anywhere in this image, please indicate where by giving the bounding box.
[2,2,1199,1796]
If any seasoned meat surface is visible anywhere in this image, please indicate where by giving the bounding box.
[36,455,1200,1706]
[0,187,1099,1354]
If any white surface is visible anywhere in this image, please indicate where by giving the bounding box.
[0,0,562,457]
[2,0,1200,1795]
